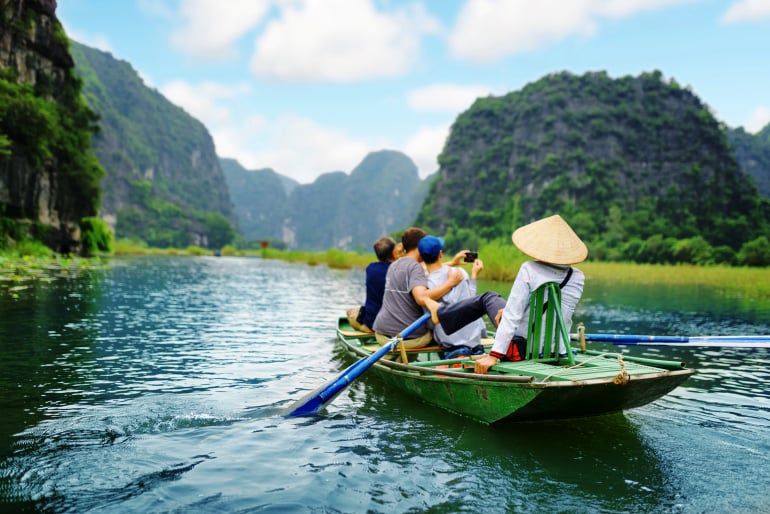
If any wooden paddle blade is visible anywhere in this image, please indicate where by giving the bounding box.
[284,312,430,417]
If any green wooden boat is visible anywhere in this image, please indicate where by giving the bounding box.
[335,316,694,424]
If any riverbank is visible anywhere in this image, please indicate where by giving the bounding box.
[256,244,770,301]
[0,253,105,297]
[4,243,769,300]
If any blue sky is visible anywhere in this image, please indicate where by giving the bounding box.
[58,0,770,184]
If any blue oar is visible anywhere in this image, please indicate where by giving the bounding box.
[286,312,431,417]
[573,333,770,347]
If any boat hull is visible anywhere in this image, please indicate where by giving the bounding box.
[363,354,691,424]
[336,320,694,424]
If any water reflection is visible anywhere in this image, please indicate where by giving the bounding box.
[0,272,102,456]
[346,371,670,513]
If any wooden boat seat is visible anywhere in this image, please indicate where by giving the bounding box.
[338,328,374,338]
[524,281,575,365]
[362,338,494,355]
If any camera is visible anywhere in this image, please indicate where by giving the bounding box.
[464,251,478,263]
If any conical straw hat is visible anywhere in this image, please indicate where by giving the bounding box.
[512,214,588,265]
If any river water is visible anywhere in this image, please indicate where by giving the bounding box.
[1,256,769,513]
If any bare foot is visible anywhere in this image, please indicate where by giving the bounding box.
[425,297,440,324]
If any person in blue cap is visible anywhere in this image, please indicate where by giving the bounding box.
[418,235,488,360]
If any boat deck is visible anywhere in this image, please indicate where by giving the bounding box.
[492,357,662,382]
[343,327,667,383]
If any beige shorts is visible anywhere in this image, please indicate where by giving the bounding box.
[375,331,433,348]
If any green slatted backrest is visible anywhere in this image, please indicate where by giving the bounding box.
[525,282,575,365]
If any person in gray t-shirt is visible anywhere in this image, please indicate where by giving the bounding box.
[372,227,462,349]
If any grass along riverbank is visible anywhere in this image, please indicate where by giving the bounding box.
[118,239,770,300]
[4,239,768,301]
[254,242,770,301]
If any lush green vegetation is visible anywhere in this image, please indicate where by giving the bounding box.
[417,70,770,268]
[256,243,770,300]
[80,216,114,255]
[114,180,236,249]
[0,251,106,298]
[5,240,766,301]
[0,67,103,223]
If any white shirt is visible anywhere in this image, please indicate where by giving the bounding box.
[426,264,486,348]
[492,260,585,356]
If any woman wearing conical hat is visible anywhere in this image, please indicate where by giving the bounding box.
[426,214,587,374]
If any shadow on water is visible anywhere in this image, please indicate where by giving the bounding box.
[344,370,672,514]
[0,272,103,457]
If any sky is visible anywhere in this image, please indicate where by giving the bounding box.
[58,0,770,185]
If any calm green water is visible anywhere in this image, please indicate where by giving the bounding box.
[1,256,769,513]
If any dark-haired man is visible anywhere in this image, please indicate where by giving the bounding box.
[346,235,401,332]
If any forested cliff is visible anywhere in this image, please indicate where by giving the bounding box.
[0,0,103,252]
[417,71,770,264]
[70,42,236,249]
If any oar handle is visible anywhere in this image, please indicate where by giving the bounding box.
[335,311,432,383]
[570,332,770,347]
[286,312,431,417]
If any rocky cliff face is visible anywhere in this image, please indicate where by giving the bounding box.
[1,0,64,87]
[0,0,102,251]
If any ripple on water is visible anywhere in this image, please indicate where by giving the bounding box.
[2,257,770,513]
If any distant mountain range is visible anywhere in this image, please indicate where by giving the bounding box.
[71,40,432,251]
[726,124,770,199]
[221,151,433,251]
[66,42,770,257]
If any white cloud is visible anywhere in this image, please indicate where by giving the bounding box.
[407,84,493,112]
[449,0,596,62]
[212,114,447,182]
[250,0,441,82]
[745,105,770,133]
[208,115,267,166]
[595,0,696,18]
[402,125,450,177]
[160,80,251,126]
[157,78,387,183]
[137,0,176,19]
[171,0,272,60]
[59,22,113,54]
[222,115,377,183]
[721,0,770,23]
[449,0,692,62]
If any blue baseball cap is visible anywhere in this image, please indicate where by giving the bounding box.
[418,235,444,261]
